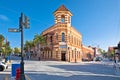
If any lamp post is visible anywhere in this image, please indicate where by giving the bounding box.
[8,12,30,80]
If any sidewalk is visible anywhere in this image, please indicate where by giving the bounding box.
[4,75,31,80]
[102,60,120,76]
[4,75,12,80]
[114,62,120,76]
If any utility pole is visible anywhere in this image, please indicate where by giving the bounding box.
[20,13,25,80]
[20,12,30,80]
[8,12,30,80]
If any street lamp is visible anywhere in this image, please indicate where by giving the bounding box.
[118,42,120,48]
[8,12,30,80]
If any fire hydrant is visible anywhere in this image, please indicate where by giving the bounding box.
[16,68,20,80]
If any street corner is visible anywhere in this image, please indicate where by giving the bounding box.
[3,75,31,80]
[4,75,8,80]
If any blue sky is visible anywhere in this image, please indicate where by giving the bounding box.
[0,0,120,51]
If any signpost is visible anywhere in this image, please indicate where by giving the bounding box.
[8,12,30,80]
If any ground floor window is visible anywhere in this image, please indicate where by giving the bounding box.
[56,51,58,58]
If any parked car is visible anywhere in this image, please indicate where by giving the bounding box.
[94,57,103,61]
[0,61,8,71]
[82,58,93,61]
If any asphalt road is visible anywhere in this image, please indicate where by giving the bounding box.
[0,56,120,80]
[25,61,120,80]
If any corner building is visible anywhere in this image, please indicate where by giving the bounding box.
[40,5,83,62]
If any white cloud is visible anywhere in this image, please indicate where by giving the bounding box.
[0,14,9,21]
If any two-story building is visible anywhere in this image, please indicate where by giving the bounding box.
[35,5,94,62]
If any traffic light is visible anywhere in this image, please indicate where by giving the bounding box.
[19,13,24,29]
[24,16,30,28]
[118,43,120,48]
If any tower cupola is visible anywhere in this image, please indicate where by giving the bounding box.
[53,5,72,25]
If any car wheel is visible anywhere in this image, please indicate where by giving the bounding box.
[0,65,5,71]
[6,66,8,69]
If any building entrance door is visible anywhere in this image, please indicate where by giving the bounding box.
[61,51,66,61]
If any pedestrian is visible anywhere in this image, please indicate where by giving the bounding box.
[26,51,30,60]
[39,56,40,61]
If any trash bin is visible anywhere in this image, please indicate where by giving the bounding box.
[11,64,20,77]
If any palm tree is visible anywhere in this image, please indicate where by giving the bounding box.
[0,34,5,48]
[24,34,45,59]
[33,34,45,45]
[2,43,12,56]
[33,34,46,58]
[24,40,35,52]
[14,47,21,55]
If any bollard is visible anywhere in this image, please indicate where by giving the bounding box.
[15,68,20,80]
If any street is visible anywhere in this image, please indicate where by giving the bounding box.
[0,56,120,80]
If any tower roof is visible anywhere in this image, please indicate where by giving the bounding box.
[54,5,72,15]
[55,5,69,11]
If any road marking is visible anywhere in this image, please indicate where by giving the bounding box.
[25,75,31,80]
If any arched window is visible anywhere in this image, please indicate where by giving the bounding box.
[62,33,65,42]
[50,36,52,42]
[56,33,58,42]
[71,35,73,43]
[68,34,70,42]
[61,15,65,23]
[74,37,76,44]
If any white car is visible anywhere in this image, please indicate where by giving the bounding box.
[0,62,8,71]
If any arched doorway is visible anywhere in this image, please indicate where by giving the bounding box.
[61,51,66,61]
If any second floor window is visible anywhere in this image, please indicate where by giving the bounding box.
[61,15,65,23]
[62,33,65,42]
[56,33,58,41]
[50,36,52,42]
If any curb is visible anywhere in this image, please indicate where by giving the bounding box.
[4,74,31,80]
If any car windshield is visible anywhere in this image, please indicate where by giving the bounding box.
[1,62,5,64]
